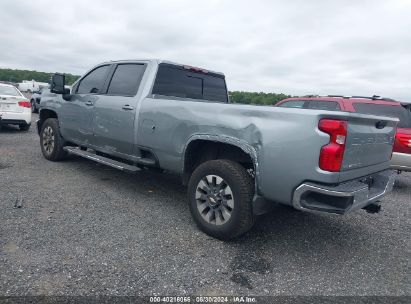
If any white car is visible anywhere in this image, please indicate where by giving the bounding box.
[0,83,32,131]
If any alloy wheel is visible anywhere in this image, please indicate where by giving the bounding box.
[195,175,234,225]
[42,126,55,155]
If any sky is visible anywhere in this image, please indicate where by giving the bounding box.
[0,0,410,100]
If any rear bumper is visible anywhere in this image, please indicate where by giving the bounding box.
[0,110,31,125]
[390,152,411,171]
[292,170,395,214]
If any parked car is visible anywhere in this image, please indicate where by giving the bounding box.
[30,87,50,113]
[0,83,31,131]
[276,96,411,172]
[37,60,397,239]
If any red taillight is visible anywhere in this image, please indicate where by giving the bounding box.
[18,101,31,108]
[318,119,348,172]
[397,133,411,148]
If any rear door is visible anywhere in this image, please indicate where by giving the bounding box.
[59,65,111,145]
[91,63,146,156]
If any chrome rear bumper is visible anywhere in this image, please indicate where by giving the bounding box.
[390,152,411,171]
[292,170,396,214]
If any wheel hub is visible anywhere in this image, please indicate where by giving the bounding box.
[42,126,55,155]
[208,194,220,206]
[195,174,234,225]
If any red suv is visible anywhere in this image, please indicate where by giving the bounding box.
[276,96,411,172]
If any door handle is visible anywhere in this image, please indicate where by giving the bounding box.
[85,100,94,106]
[122,105,134,111]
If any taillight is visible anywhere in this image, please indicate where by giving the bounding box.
[397,133,411,148]
[183,65,209,74]
[18,101,31,108]
[318,119,348,172]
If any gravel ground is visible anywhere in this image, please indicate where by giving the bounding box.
[0,115,410,296]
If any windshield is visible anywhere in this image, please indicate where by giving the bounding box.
[354,103,411,128]
[0,85,22,96]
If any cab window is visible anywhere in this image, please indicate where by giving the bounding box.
[77,65,110,94]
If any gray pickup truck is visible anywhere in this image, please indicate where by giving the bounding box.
[37,59,397,239]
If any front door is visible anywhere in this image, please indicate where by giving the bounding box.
[59,65,111,145]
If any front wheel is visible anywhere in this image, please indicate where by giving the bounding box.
[40,118,67,161]
[188,159,255,240]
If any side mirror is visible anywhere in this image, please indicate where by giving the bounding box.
[50,73,65,94]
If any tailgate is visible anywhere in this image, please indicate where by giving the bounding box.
[342,114,398,171]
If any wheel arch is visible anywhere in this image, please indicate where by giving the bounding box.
[37,108,58,134]
[182,135,259,184]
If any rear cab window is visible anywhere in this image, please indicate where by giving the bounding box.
[152,63,228,103]
[353,103,411,128]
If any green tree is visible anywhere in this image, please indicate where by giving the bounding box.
[0,68,80,85]
[229,91,290,105]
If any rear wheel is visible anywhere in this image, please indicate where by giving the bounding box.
[19,123,31,131]
[40,118,67,161]
[188,159,255,240]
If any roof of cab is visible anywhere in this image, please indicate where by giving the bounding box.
[99,59,225,76]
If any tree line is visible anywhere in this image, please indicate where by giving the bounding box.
[0,68,80,86]
[0,68,290,105]
[229,91,290,105]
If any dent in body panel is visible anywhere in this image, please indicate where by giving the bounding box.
[183,133,260,176]
[136,98,265,173]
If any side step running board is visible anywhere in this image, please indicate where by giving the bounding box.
[63,147,154,173]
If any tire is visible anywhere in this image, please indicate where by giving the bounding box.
[188,159,255,240]
[40,118,67,161]
[19,123,31,131]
